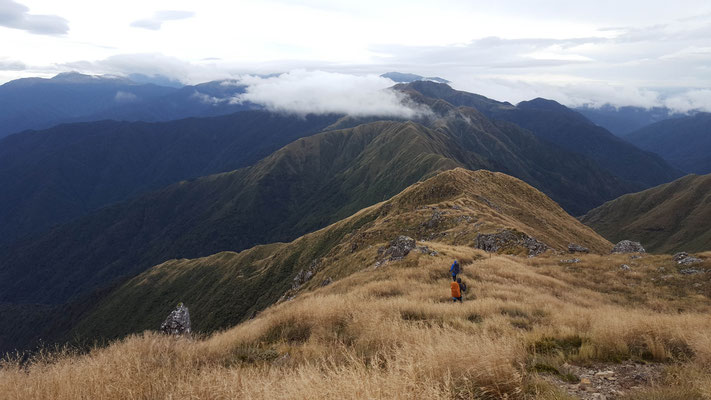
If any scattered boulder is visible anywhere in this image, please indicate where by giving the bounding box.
[673,252,702,265]
[620,264,631,271]
[320,277,333,287]
[611,240,645,254]
[383,235,416,260]
[560,258,580,264]
[475,229,548,257]
[568,243,589,254]
[160,302,191,336]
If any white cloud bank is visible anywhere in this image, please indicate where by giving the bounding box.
[0,0,68,35]
[232,70,430,118]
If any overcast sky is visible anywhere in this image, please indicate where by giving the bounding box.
[1,0,710,110]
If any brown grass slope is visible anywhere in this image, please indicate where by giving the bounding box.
[3,242,710,398]
[70,168,611,345]
[582,173,711,253]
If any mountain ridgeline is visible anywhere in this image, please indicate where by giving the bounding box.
[0,104,636,307]
[397,81,684,189]
[66,168,613,345]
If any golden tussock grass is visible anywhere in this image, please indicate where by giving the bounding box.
[2,246,710,399]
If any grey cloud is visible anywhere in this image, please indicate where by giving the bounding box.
[0,58,25,70]
[368,16,711,111]
[0,0,68,35]
[130,10,194,30]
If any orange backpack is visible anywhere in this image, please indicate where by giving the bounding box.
[451,281,461,298]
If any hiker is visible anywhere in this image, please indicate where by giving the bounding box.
[449,259,460,281]
[451,278,462,302]
[457,277,467,301]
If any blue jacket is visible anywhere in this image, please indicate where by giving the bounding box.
[450,261,460,275]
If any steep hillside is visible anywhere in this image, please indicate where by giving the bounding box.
[575,104,683,136]
[398,81,683,188]
[0,111,339,244]
[69,168,611,343]
[582,173,711,253]
[625,112,711,174]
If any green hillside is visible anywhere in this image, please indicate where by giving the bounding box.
[582,173,711,253]
[71,168,612,342]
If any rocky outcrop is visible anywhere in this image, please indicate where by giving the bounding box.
[673,252,702,265]
[475,229,548,257]
[160,303,191,336]
[568,243,589,254]
[380,236,416,260]
[611,240,645,254]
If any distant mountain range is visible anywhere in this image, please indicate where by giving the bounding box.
[582,173,711,253]
[397,81,684,189]
[575,104,686,136]
[624,112,711,174]
[0,72,254,138]
[0,111,339,244]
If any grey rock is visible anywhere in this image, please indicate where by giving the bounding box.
[673,252,702,265]
[416,245,438,256]
[611,240,646,254]
[475,229,548,257]
[560,258,581,264]
[292,259,322,289]
[383,235,416,260]
[320,277,333,287]
[161,303,191,336]
[568,243,590,253]
[620,264,631,271]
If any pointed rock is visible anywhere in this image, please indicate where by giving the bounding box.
[160,302,191,336]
